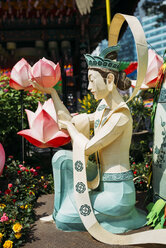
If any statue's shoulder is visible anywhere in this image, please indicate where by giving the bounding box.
[114,102,130,115]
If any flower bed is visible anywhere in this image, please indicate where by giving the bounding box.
[0,156,53,248]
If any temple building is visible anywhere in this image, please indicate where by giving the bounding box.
[0,0,140,111]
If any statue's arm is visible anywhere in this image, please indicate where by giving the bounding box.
[32,82,72,121]
[50,88,72,121]
[62,109,130,155]
[72,112,95,127]
[85,110,130,156]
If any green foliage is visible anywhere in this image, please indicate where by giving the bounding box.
[78,93,99,114]
[126,93,153,163]
[0,75,46,159]
[127,95,152,132]
[0,156,54,248]
[130,153,152,191]
[147,199,166,229]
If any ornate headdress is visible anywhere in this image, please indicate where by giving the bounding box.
[84,45,120,72]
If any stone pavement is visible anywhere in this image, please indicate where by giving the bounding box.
[23,194,165,248]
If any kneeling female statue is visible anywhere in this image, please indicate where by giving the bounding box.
[46,44,147,234]
[20,13,166,245]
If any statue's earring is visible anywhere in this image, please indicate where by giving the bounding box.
[106,73,114,92]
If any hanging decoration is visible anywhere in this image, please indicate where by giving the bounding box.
[0,0,78,25]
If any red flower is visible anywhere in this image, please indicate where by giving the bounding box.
[8,155,13,159]
[8,183,13,188]
[5,189,11,195]
[25,169,29,172]
[133,171,137,175]
[36,166,41,170]
[44,185,47,189]
[17,170,21,174]
[140,181,143,184]
[13,199,16,203]
[132,162,136,165]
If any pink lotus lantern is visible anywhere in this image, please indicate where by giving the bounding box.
[132,49,163,90]
[31,58,61,88]
[0,143,5,176]
[9,58,33,91]
[17,99,71,148]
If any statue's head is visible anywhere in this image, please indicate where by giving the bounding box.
[84,45,131,100]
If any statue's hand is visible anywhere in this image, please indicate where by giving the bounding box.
[58,119,71,130]
[31,80,55,95]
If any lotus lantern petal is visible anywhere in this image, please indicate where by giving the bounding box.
[0,143,5,176]
[17,99,71,148]
[31,58,61,88]
[132,49,163,90]
[9,58,33,90]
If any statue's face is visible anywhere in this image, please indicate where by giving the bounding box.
[88,69,109,100]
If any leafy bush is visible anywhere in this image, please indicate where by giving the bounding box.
[0,73,46,159]
[127,95,152,133]
[130,153,152,191]
[78,93,99,114]
[0,156,54,248]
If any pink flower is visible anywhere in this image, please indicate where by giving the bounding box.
[8,183,13,188]
[31,58,61,88]
[3,89,8,92]
[30,168,36,173]
[9,58,33,91]
[18,98,71,148]
[0,213,9,222]
[132,162,135,165]
[145,164,149,168]
[20,166,26,171]
[0,143,5,176]
[44,185,47,189]
[19,164,23,168]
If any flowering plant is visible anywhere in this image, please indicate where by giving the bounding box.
[0,156,54,248]
[130,154,152,191]
[0,73,46,158]
[78,93,99,114]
